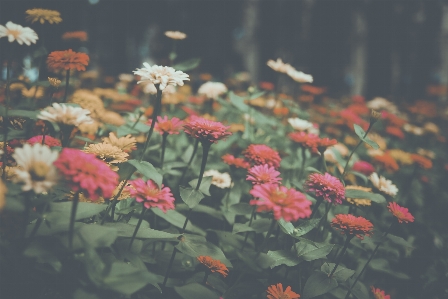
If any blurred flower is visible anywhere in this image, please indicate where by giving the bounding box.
[365,133,387,150]
[352,161,375,176]
[387,202,414,224]
[372,153,399,172]
[0,180,6,212]
[288,117,314,131]
[250,184,311,222]
[369,172,398,196]
[183,116,231,144]
[244,144,281,168]
[134,63,189,90]
[102,132,136,153]
[222,154,250,169]
[78,121,100,135]
[127,178,175,212]
[371,286,390,299]
[287,69,313,83]
[48,77,61,87]
[119,73,134,83]
[149,116,183,135]
[316,137,337,153]
[25,8,62,24]
[337,109,369,131]
[403,124,424,136]
[38,103,93,126]
[83,143,128,171]
[386,149,413,166]
[198,81,228,100]
[410,154,432,169]
[54,148,119,200]
[267,283,300,299]
[0,21,38,45]
[423,122,439,135]
[267,58,294,74]
[12,143,59,193]
[27,135,61,147]
[301,85,326,95]
[385,126,404,139]
[47,49,89,72]
[98,111,125,126]
[345,186,372,206]
[367,97,397,114]
[203,169,232,188]
[305,173,345,204]
[416,148,435,159]
[247,164,282,185]
[331,214,373,239]
[164,30,187,40]
[62,31,88,41]
[196,256,228,277]
[288,132,320,153]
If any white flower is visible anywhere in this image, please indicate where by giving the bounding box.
[203,170,232,189]
[369,172,398,197]
[118,73,134,82]
[287,69,313,83]
[133,63,189,90]
[267,58,294,73]
[164,31,187,40]
[0,21,38,45]
[288,117,314,131]
[265,98,277,109]
[366,97,398,114]
[12,143,59,193]
[197,82,228,100]
[38,103,93,126]
[403,124,424,136]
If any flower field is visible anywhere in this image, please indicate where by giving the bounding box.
[0,7,447,299]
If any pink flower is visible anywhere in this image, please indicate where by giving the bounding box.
[243,144,281,168]
[371,286,391,299]
[304,173,345,204]
[183,115,232,144]
[249,184,312,222]
[288,132,320,153]
[127,178,175,212]
[352,160,376,176]
[246,164,282,185]
[54,148,118,200]
[222,154,250,169]
[148,115,184,135]
[387,202,414,224]
[27,135,61,147]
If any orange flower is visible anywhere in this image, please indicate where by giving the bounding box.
[372,153,399,172]
[410,154,432,169]
[385,126,404,139]
[47,49,89,72]
[331,214,373,239]
[301,84,326,95]
[196,256,228,277]
[62,31,88,41]
[267,283,300,299]
[273,107,289,116]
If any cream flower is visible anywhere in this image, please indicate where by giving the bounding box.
[266,58,294,73]
[12,143,59,193]
[203,170,232,189]
[366,97,398,114]
[403,124,424,136]
[102,132,137,153]
[198,82,228,100]
[83,143,129,171]
[0,21,38,45]
[118,73,135,83]
[38,103,93,126]
[423,122,439,134]
[369,172,398,197]
[133,63,189,90]
[288,117,314,131]
[287,69,313,83]
[164,31,187,40]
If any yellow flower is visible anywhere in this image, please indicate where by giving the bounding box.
[48,77,61,87]
[345,185,372,206]
[78,120,100,135]
[102,132,136,153]
[75,181,133,204]
[22,86,44,98]
[366,133,387,150]
[83,142,128,171]
[25,8,62,24]
[69,89,105,118]
[98,111,125,126]
[387,149,413,165]
[0,180,7,212]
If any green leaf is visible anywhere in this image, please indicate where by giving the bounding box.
[116,162,136,181]
[278,218,295,235]
[9,109,39,119]
[232,218,271,234]
[387,234,414,250]
[228,203,253,215]
[353,124,366,140]
[228,91,249,113]
[369,258,410,279]
[292,218,321,237]
[32,45,48,58]
[236,250,275,272]
[127,159,162,187]
[104,222,180,240]
[249,91,266,100]
[67,224,117,249]
[179,186,205,209]
[321,263,355,282]
[349,279,370,299]
[169,51,177,61]
[152,208,205,235]
[172,58,201,71]
[176,234,232,267]
[345,189,386,203]
[294,241,334,261]
[174,282,220,299]
[267,250,302,268]
[188,176,212,196]
[363,136,379,149]
[23,241,62,272]
[303,270,338,299]
[176,203,224,220]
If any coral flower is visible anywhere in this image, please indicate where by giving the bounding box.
[247,164,282,185]
[149,115,183,135]
[196,256,229,277]
[244,144,282,168]
[331,214,373,239]
[25,8,62,24]
[372,153,399,172]
[304,173,345,204]
[386,126,405,139]
[47,49,89,72]
[371,286,391,299]
[127,178,175,212]
[183,116,232,144]
[316,137,338,152]
[288,132,320,153]
[387,202,414,223]
[27,135,61,147]
[62,31,88,41]
[352,160,376,176]
[222,154,250,169]
[54,148,118,200]
[267,283,300,299]
[0,21,38,45]
[249,184,312,222]
[410,154,433,169]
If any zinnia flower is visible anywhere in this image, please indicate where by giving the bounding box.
[0,21,38,45]
[244,144,281,168]
[331,214,373,239]
[371,286,391,299]
[222,154,250,169]
[288,132,320,153]
[288,117,314,131]
[198,81,228,100]
[196,256,229,277]
[27,135,61,147]
[54,148,118,200]
[47,49,89,72]
[352,161,376,176]
[250,184,312,222]
[316,137,338,152]
[48,77,61,87]
[133,63,189,90]
[369,173,398,197]
[165,31,187,40]
[372,153,399,172]
[203,169,232,188]
[83,143,129,171]
[25,8,62,24]
[304,173,345,204]
[266,283,300,299]
[38,103,93,126]
[183,116,232,144]
[126,178,175,212]
[149,116,183,135]
[12,143,59,193]
[102,132,136,153]
[410,154,433,169]
[246,164,282,185]
[345,186,372,206]
[62,31,88,41]
[266,58,294,73]
[387,202,414,223]
[287,69,313,83]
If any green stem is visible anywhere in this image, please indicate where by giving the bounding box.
[241,206,257,250]
[195,142,211,191]
[202,272,209,285]
[310,197,324,219]
[256,218,277,256]
[101,176,131,225]
[2,46,12,180]
[179,139,199,184]
[131,111,144,129]
[28,202,49,240]
[62,70,70,103]
[320,152,328,173]
[342,125,373,178]
[139,84,162,162]
[160,133,168,169]
[329,235,353,278]
[298,146,307,181]
[68,192,80,249]
[128,203,146,250]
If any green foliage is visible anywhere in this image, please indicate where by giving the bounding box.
[353,124,379,149]
[303,270,338,298]
[173,58,201,71]
[127,159,163,187]
[345,189,386,203]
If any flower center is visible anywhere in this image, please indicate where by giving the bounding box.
[8,29,21,39]
[278,294,291,299]
[144,188,160,198]
[270,190,288,206]
[259,173,271,182]
[29,161,50,181]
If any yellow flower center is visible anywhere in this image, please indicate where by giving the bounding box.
[270,190,288,206]
[29,162,50,181]
[8,29,21,39]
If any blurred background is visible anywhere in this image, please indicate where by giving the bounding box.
[1,0,448,101]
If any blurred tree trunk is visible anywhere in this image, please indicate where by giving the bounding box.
[439,2,448,102]
[347,4,367,96]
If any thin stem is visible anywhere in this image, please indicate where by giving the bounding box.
[342,125,373,177]
[62,70,70,103]
[256,218,277,256]
[202,272,209,285]
[129,204,146,250]
[310,197,324,219]
[329,235,353,278]
[241,206,257,250]
[20,193,33,241]
[139,84,162,162]
[298,146,307,181]
[131,111,144,129]
[160,133,168,169]
[28,202,49,240]
[179,139,199,184]
[101,176,131,225]
[320,152,328,173]
[2,46,12,180]
[68,192,80,249]
[195,142,211,191]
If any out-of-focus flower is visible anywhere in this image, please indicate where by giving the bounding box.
[196,256,228,277]
[244,144,281,168]
[371,286,391,299]
[222,154,250,169]
[337,109,369,131]
[366,133,387,150]
[62,31,88,41]
[369,172,398,197]
[372,153,399,172]
[78,121,100,135]
[27,135,61,147]
[83,143,129,171]
[387,149,413,166]
[0,21,38,45]
[345,186,372,206]
[287,69,313,83]
[98,111,125,126]
[0,180,6,212]
[12,143,59,193]
[352,161,375,176]
[316,137,337,153]
[164,31,187,40]
[54,148,119,200]
[203,169,232,188]
[250,184,312,222]
[288,132,320,153]
[387,202,414,224]
[301,84,326,95]
[38,103,93,126]
[288,117,314,131]
[102,132,136,153]
[403,124,424,136]
[119,73,134,83]
[25,8,62,24]
[423,122,439,135]
[48,77,61,87]
[21,86,44,99]
[198,81,227,100]
[183,116,231,144]
[331,214,373,239]
[267,283,300,299]
[386,126,405,139]
[127,178,175,212]
[416,148,435,159]
[367,97,397,114]
[410,154,433,169]
[247,164,282,185]
[304,173,345,204]
[149,116,183,135]
[133,63,189,90]
[267,58,294,73]
[47,49,89,72]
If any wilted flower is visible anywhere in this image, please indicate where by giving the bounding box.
[83,143,129,171]
[198,81,228,100]
[165,30,187,40]
[246,164,282,185]
[369,172,398,197]
[102,132,136,153]
[244,144,281,168]
[38,103,93,126]
[203,169,232,188]
[127,178,175,212]
[27,135,61,147]
[305,173,345,204]
[0,21,38,45]
[287,69,313,83]
[371,286,391,299]
[196,256,228,277]
[133,63,189,90]
[62,31,88,41]
[184,116,232,144]
[331,214,373,239]
[387,202,414,224]
[266,58,294,73]
[266,283,300,299]
[48,77,61,87]
[25,8,62,24]
[222,154,250,169]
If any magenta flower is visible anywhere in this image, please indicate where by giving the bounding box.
[127,178,175,212]
[27,135,61,147]
[183,115,232,144]
[352,160,376,176]
[305,172,345,204]
[246,164,282,185]
[387,202,414,224]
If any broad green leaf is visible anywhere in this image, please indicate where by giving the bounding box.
[295,241,334,261]
[232,218,271,234]
[349,279,370,299]
[66,224,117,249]
[179,186,205,209]
[228,202,253,215]
[249,91,266,100]
[174,282,220,299]
[353,124,366,140]
[73,289,100,299]
[363,136,379,149]
[172,58,201,71]
[369,258,410,279]
[232,223,255,234]
[152,208,205,235]
[188,176,212,196]
[345,189,386,203]
[349,171,369,184]
[9,109,38,119]
[127,159,162,187]
[176,203,224,220]
[117,125,139,137]
[303,270,338,298]
[116,162,136,181]
[292,218,321,237]
[267,250,302,268]
[236,250,275,272]
[229,91,249,113]
[321,263,355,282]
[104,222,179,240]
[176,234,232,267]
[387,234,414,250]
[23,241,62,272]
[278,218,295,235]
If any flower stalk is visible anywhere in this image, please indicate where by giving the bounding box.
[179,139,199,184]
[241,206,257,250]
[1,46,12,180]
[160,133,168,169]
[139,84,162,162]
[342,123,376,177]
[128,203,146,250]
[68,191,80,249]
[62,70,70,103]
[329,234,354,278]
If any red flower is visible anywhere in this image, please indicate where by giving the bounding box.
[54,148,118,200]
[371,286,391,299]
[222,154,250,169]
[267,283,300,299]
[410,154,432,169]
[127,178,175,212]
[304,173,345,204]
[27,135,61,147]
[183,115,232,144]
[62,31,88,41]
[387,202,414,223]
[244,144,281,168]
[246,164,282,185]
[259,81,275,91]
[148,115,184,135]
[250,184,311,222]
[197,256,229,277]
[352,160,376,176]
[331,214,373,239]
[386,126,405,139]
[47,49,89,72]
[288,132,320,153]
[316,137,338,152]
